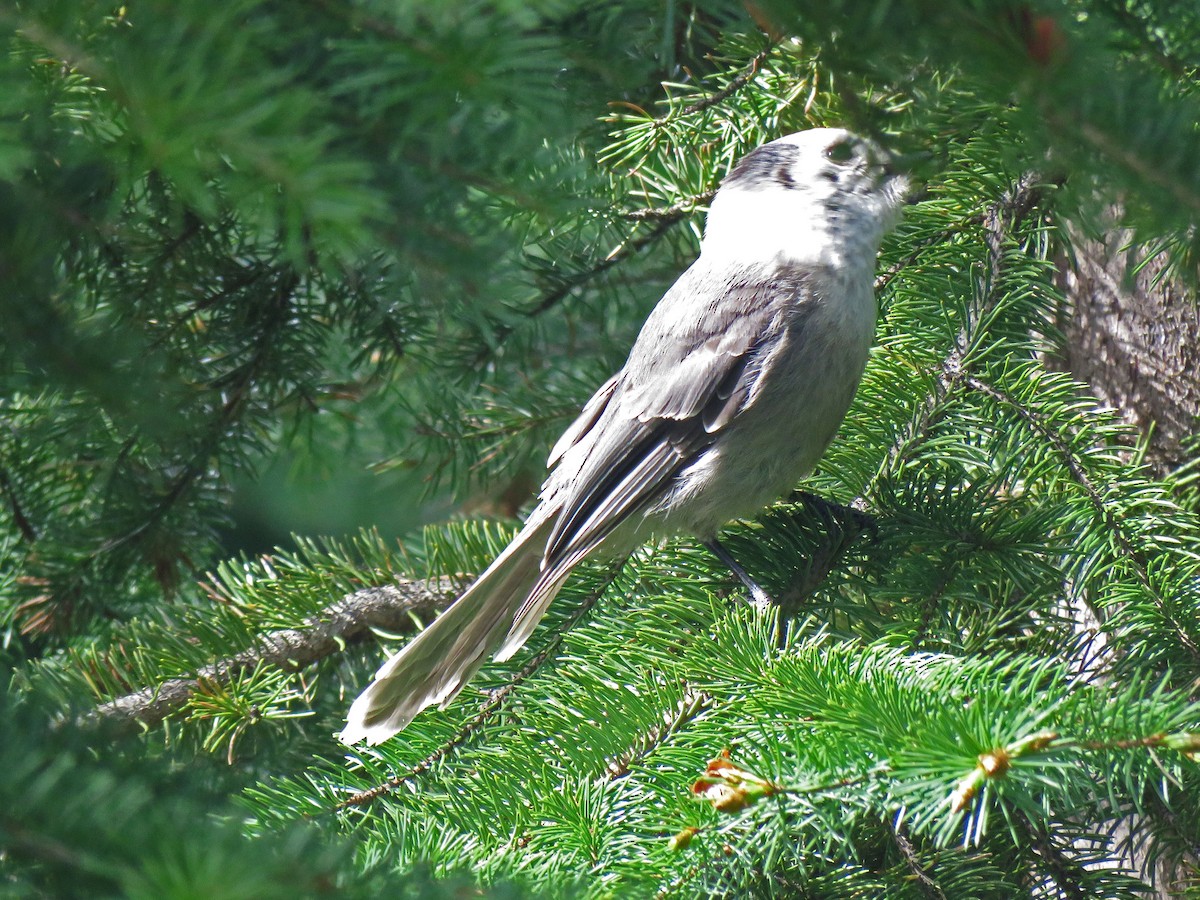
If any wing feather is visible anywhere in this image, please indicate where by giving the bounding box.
[547,372,622,469]
[541,263,815,567]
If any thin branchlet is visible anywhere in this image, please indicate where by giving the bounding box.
[0,464,37,542]
[889,818,950,900]
[655,46,775,124]
[1021,814,1090,900]
[603,689,711,781]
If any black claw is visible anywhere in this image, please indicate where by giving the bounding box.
[793,491,878,540]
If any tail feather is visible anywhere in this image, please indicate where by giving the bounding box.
[339,517,555,745]
[494,546,590,662]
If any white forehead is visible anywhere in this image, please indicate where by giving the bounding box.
[754,128,880,168]
[719,127,883,193]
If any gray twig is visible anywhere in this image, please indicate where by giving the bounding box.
[78,578,460,735]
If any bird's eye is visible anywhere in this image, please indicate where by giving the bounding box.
[824,140,856,164]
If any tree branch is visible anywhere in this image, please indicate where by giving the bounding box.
[888,819,949,900]
[78,578,459,735]
[0,463,37,542]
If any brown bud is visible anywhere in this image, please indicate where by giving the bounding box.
[667,826,700,852]
[950,767,986,814]
[978,750,1010,778]
[692,779,751,814]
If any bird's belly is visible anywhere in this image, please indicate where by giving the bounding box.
[652,301,872,536]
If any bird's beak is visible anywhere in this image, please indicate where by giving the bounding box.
[881,150,932,204]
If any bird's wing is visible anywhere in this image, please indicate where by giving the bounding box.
[541,263,814,567]
[547,372,622,469]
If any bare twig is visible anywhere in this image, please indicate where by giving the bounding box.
[78,578,460,735]
[889,819,949,900]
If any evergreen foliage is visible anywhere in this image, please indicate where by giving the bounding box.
[4,0,1200,896]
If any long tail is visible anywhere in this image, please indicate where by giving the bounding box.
[339,515,562,745]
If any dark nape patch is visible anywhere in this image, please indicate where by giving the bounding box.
[725,143,801,189]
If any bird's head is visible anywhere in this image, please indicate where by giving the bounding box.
[701,128,908,269]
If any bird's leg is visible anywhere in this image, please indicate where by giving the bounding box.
[702,538,772,609]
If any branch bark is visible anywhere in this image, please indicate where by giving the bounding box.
[78,578,459,736]
[1056,224,1200,474]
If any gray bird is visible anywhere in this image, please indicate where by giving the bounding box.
[341,127,908,745]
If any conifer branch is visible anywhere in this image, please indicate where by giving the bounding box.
[79,578,459,735]
[863,176,1045,505]
[785,494,875,585]
[0,464,37,542]
[153,252,269,346]
[524,215,684,320]
[480,214,687,357]
[910,563,960,649]
[962,371,1200,661]
[162,268,300,510]
[873,213,984,294]
[60,266,306,618]
[492,46,775,342]
[1021,814,1089,900]
[1070,118,1200,217]
[875,175,1179,662]
[2,821,88,873]
[625,192,714,221]
[1097,0,1190,77]
[603,689,711,781]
